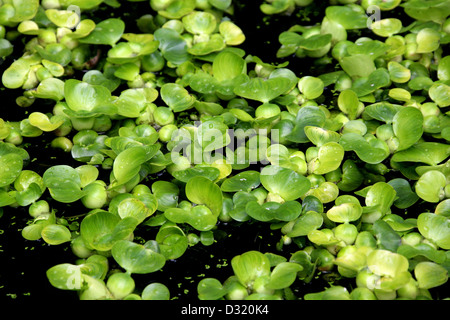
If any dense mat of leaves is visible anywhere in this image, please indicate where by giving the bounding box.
[0,0,449,300]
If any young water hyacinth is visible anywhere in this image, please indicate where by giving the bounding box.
[1,0,450,303]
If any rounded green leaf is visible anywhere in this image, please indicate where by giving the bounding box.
[185,176,223,217]
[267,262,303,290]
[0,153,23,187]
[326,203,363,223]
[325,5,368,29]
[2,57,33,89]
[152,181,179,212]
[198,278,227,300]
[435,199,450,217]
[161,83,195,112]
[154,27,189,66]
[429,83,450,108]
[111,240,166,274]
[221,171,260,192]
[45,9,80,29]
[260,165,311,201]
[437,56,450,81]
[43,165,85,203]
[367,249,409,278]
[118,197,155,224]
[158,0,196,19]
[337,89,360,120]
[212,50,246,82]
[46,264,83,291]
[311,142,345,175]
[219,20,245,46]
[339,133,390,164]
[371,18,402,37]
[416,28,441,53]
[79,18,125,46]
[41,224,72,245]
[28,112,65,132]
[142,283,170,300]
[415,171,446,203]
[414,262,448,289]
[64,79,114,115]
[417,212,450,249]
[113,145,160,186]
[281,210,323,237]
[298,76,324,100]
[388,61,411,83]
[365,182,397,219]
[392,106,423,151]
[231,251,271,288]
[340,54,376,79]
[246,200,302,222]
[234,77,292,104]
[165,205,217,231]
[388,178,419,209]
[182,11,216,35]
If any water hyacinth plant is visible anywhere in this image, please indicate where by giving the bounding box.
[0,0,449,302]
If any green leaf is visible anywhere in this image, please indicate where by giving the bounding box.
[43,165,85,203]
[391,142,450,166]
[415,170,446,203]
[287,106,327,143]
[267,262,303,290]
[185,176,223,217]
[392,106,424,151]
[340,54,376,79]
[260,165,311,201]
[79,18,125,46]
[142,283,170,300]
[231,251,271,288]
[161,83,195,112]
[113,145,160,186]
[325,6,368,29]
[41,224,72,245]
[80,210,137,251]
[339,133,390,164]
[213,50,246,82]
[417,212,450,250]
[326,203,362,223]
[429,83,450,108]
[387,178,419,209]
[0,153,23,188]
[111,240,166,274]
[220,171,260,192]
[338,89,360,120]
[298,76,324,100]
[154,27,189,66]
[373,220,402,252]
[234,77,292,104]
[246,200,302,222]
[172,166,220,183]
[64,79,115,116]
[281,210,323,237]
[182,11,217,35]
[47,264,84,291]
[165,205,218,231]
[152,181,179,212]
[197,278,227,300]
[414,262,448,289]
[311,142,345,175]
